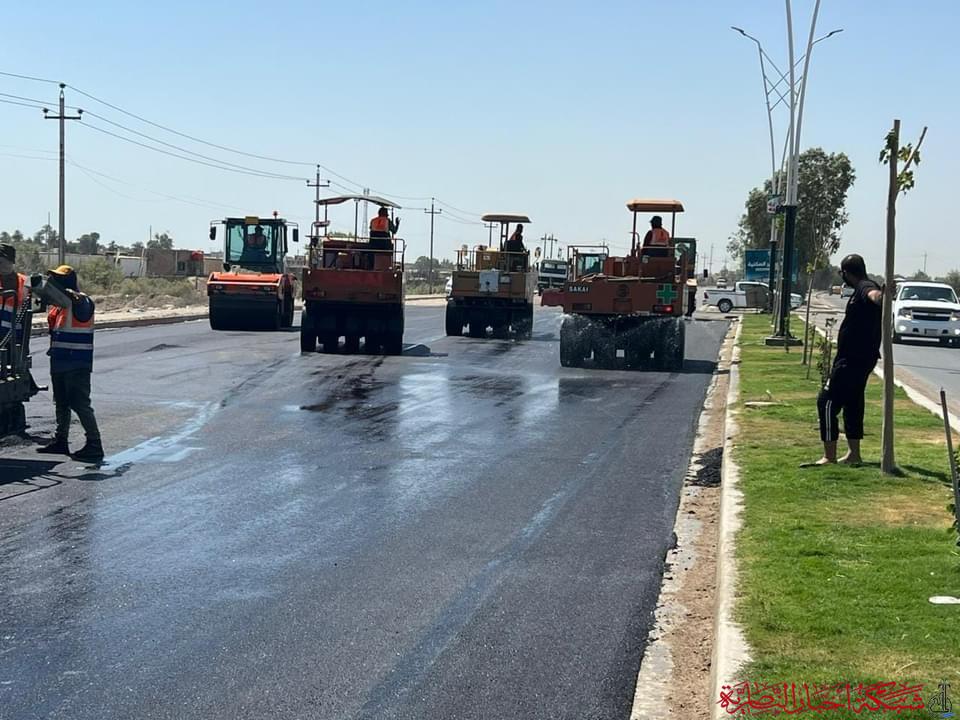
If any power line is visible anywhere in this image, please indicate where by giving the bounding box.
[66,83,316,168]
[0,69,60,85]
[81,109,309,180]
[0,91,59,106]
[78,121,307,181]
[0,97,46,110]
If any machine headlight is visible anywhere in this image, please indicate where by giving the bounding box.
[951,311,960,321]
[897,307,911,318]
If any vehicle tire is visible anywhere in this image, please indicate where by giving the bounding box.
[384,331,403,355]
[559,316,582,367]
[663,318,686,371]
[344,335,360,353]
[468,322,486,338]
[209,305,225,331]
[717,298,733,314]
[445,303,463,336]
[269,301,282,331]
[365,334,382,354]
[892,333,902,344]
[321,334,339,353]
[300,311,316,352]
[282,294,294,328]
[516,304,534,340]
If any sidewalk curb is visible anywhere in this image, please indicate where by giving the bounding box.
[30,312,210,338]
[709,318,751,719]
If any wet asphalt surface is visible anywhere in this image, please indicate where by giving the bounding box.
[1,304,728,720]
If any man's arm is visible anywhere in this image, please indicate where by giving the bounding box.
[68,291,95,322]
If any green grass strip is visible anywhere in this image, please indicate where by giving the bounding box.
[728,315,959,719]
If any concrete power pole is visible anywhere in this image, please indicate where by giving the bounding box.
[484,222,497,246]
[306,165,330,239]
[43,84,82,267]
[424,198,442,293]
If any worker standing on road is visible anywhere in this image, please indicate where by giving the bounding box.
[0,243,29,345]
[642,216,671,248]
[36,265,104,462]
[805,253,882,467]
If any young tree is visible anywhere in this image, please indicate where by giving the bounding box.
[879,120,927,475]
[33,224,58,249]
[940,269,960,294]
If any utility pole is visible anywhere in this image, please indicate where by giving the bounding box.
[709,243,714,276]
[484,222,497,246]
[922,252,927,275]
[424,198,441,293]
[43,84,82,267]
[306,165,330,238]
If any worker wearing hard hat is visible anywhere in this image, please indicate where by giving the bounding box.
[36,265,103,462]
[0,243,29,345]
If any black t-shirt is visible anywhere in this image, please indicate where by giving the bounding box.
[836,278,882,367]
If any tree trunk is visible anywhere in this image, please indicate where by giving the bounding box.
[804,275,816,376]
[881,120,899,474]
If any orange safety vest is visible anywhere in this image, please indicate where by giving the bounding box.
[370,216,391,233]
[0,272,27,337]
[647,227,671,246]
[48,302,95,371]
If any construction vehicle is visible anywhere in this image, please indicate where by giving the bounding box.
[207,214,299,330]
[300,195,405,354]
[445,213,536,339]
[542,199,694,370]
[0,286,39,437]
[537,258,568,294]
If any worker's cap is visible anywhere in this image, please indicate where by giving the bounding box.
[0,243,15,262]
[48,264,77,277]
[650,215,663,225]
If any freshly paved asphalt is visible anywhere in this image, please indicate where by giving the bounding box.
[0,304,728,720]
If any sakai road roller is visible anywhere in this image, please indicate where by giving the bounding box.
[207,214,299,330]
[542,199,696,370]
[300,195,405,354]
[445,213,536,339]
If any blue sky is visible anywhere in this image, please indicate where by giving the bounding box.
[0,0,956,276]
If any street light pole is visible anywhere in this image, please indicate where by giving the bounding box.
[424,198,441,293]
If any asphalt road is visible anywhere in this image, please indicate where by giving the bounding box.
[805,292,960,416]
[1,305,728,720]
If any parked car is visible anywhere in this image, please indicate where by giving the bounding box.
[892,281,960,346]
[704,281,802,314]
[841,284,854,298]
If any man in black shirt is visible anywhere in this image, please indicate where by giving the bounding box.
[807,253,883,466]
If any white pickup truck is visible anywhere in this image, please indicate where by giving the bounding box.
[892,281,960,347]
[703,281,803,314]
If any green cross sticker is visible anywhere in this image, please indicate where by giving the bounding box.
[656,284,677,303]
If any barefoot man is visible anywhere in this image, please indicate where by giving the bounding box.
[809,254,883,466]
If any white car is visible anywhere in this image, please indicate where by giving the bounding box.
[703,281,802,314]
[840,284,854,298]
[892,281,960,346]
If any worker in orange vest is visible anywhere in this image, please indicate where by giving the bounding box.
[36,265,103,462]
[0,243,29,346]
[642,215,671,248]
[369,207,399,247]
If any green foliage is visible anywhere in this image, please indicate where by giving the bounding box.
[937,269,960,294]
[148,232,174,250]
[880,128,923,195]
[76,258,125,294]
[729,149,855,280]
[75,232,101,255]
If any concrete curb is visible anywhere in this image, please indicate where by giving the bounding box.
[30,312,210,338]
[709,319,751,719]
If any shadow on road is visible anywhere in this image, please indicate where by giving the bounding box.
[0,458,63,502]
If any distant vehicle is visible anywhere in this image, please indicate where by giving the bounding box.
[840,284,854,298]
[703,281,802,314]
[892,281,960,346]
[537,258,568,294]
[716,276,728,289]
